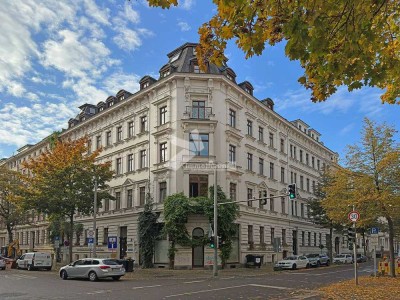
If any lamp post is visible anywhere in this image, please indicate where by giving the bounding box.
[213,165,218,277]
[93,174,98,258]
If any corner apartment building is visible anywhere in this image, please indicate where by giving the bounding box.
[1,43,347,267]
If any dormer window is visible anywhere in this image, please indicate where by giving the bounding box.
[99,107,104,112]
[119,95,125,101]
[170,51,181,63]
[299,125,302,130]
[227,74,233,81]
[161,70,170,78]
[108,101,114,107]
[143,82,149,88]
[244,87,251,94]
[193,64,204,74]
[81,116,86,121]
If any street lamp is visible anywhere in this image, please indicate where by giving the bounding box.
[93,173,98,258]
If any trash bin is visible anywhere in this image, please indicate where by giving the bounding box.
[245,254,263,268]
[125,259,134,272]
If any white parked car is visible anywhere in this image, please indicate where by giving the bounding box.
[60,258,125,281]
[274,255,310,270]
[0,256,6,270]
[16,252,52,271]
[333,254,353,264]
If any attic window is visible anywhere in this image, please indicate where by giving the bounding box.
[170,52,180,63]
[227,74,233,81]
[299,125,302,130]
[193,64,205,74]
[119,95,125,101]
[142,82,149,89]
[244,87,251,94]
[89,108,95,114]
[193,48,197,55]
[81,116,86,121]
[99,107,104,112]
[161,70,170,78]
[108,101,114,107]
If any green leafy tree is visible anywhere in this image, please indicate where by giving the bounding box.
[138,194,161,268]
[146,0,400,104]
[323,118,399,277]
[21,137,114,262]
[0,166,25,243]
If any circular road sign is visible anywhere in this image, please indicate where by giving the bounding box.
[348,211,360,222]
[88,230,94,237]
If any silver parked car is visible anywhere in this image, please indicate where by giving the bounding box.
[60,258,125,281]
[305,253,330,267]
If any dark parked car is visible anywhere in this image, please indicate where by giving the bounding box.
[356,254,367,263]
[305,253,330,267]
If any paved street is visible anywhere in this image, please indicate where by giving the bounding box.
[0,262,374,300]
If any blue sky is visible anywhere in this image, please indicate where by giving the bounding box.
[0,0,398,162]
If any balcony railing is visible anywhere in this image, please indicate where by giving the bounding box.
[185,106,213,119]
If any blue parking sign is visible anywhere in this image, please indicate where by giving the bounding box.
[87,237,94,244]
[371,227,379,234]
[108,236,117,249]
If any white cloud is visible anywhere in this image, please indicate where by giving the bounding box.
[180,0,195,10]
[103,72,141,95]
[83,0,110,25]
[123,3,140,24]
[178,21,191,32]
[113,27,153,52]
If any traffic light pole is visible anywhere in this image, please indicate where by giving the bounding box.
[213,167,218,277]
[353,205,358,285]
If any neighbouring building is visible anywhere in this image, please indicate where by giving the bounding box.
[3,43,388,268]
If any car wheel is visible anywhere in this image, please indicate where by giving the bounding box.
[306,263,310,269]
[60,270,68,280]
[317,261,321,267]
[292,264,297,270]
[112,276,121,281]
[27,264,33,271]
[89,271,98,282]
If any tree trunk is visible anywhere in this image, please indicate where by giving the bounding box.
[328,227,333,263]
[362,231,367,256]
[69,213,74,263]
[387,217,396,277]
[168,240,175,270]
[6,223,13,244]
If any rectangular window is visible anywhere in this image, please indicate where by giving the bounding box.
[258,127,264,142]
[140,116,147,133]
[189,174,208,197]
[260,226,265,244]
[128,121,134,138]
[306,153,309,165]
[248,225,253,244]
[269,162,274,179]
[300,175,304,190]
[229,183,237,201]
[302,231,305,246]
[300,150,303,163]
[270,194,275,211]
[189,133,209,156]
[271,228,275,244]
[140,150,147,168]
[282,229,286,244]
[160,142,167,162]
[312,181,316,193]
[314,232,317,246]
[295,201,298,216]
[247,153,253,171]
[106,131,112,146]
[139,186,146,206]
[280,138,285,153]
[103,228,109,245]
[307,178,310,192]
[308,232,311,246]
[259,158,264,175]
[293,146,297,160]
[159,106,167,125]
[159,182,167,203]
[127,154,134,172]
[290,145,293,158]
[280,167,285,183]
[104,199,109,212]
[229,144,236,163]
[115,192,121,210]
[229,109,236,127]
[116,158,122,175]
[247,120,253,136]
[312,157,315,168]
[301,203,304,217]
[127,189,133,208]
[269,132,274,148]
[281,197,286,214]
[319,233,322,246]
[192,101,206,119]
[259,190,265,209]
[317,159,320,170]
[96,135,102,149]
[117,126,122,142]
[87,139,92,154]
[247,188,253,207]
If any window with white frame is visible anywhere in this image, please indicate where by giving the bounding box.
[160,142,167,162]
[127,154,134,172]
[229,109,236,127]
[140,150,147,168]
[159,106,167,125]
[229,144,236,163]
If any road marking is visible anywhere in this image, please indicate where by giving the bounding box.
[132,285,162,290]
[249,284,291,290]
[165,284,291,298]
[4,274,37,280]
[184,280,205,284]
[291,269,350,276]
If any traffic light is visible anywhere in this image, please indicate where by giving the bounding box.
[209,236,215,248]
[218,236,224,248]
[288,184,296,199]
[348,227,356,242]
[260,190,267,205]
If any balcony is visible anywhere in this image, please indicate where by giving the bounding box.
[185,106,213,119]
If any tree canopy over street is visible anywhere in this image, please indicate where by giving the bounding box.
[147,0,400,104]
[21,136,114,262]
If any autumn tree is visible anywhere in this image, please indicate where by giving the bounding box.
[147,0,400,104]
[22,137,114,262]
[323,118,399,277]
[0,166,25,243]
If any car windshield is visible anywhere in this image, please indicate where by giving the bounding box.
[306,254,318,258]
[285,256,297,260]
[336,254,345,258]
[103,259,119,265]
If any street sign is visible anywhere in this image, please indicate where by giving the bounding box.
[87,237,94,244]
[108,236,117,250]
[371,227,379,234]
[348,211,360,222]
[88,230,94,237]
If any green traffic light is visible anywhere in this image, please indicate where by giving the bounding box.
[210,244,215,248]
[289,194,295,199]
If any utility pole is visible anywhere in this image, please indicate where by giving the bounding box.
[352,205,358,285]
[93,174,98,258]
[213,166,218,277]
